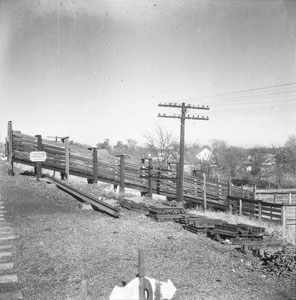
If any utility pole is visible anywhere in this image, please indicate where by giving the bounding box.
[158,102,209,207]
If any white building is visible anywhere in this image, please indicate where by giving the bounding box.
[196,147,212,161]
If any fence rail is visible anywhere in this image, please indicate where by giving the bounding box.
[256,189,296,205]
[5,121,296,228]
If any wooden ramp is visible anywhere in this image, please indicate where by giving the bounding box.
[45,175,120,218]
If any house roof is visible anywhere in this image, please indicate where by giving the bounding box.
[262,154,277,166]
[244,153,276,167]
[196,146,211,155]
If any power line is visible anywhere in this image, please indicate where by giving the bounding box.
[185,82,296,102]
[206,92,296,105]
[158,102,209,207]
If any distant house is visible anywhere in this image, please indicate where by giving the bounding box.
[196,147,212,161]
[261,154,277,167]
[244,153,277,172]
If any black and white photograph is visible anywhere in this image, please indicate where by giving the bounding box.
[0,0,296,299]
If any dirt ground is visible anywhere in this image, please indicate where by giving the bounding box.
[0,160,295,300]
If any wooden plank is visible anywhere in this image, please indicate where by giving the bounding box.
[256,188,296,194]
[0,291,23,300]
[64,137,70,181]
[261,207,282,214]
[45,175,120,217]
[286,220,296,225]
[0,262,14,271]
[7,121,14,176]
[0,274,18,284]
[0,228,12,233]
[0,252,12,259]
[41,143,65,152]
[261,217,281,223]
[13,130,36,140]
[0,235,16,241]
[0,245,13,251]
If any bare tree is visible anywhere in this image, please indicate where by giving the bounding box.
[285,135,296,178]
[248,147,271,186]
[144,125,177,169]
[96,139,112,153]
[210,140,245,179]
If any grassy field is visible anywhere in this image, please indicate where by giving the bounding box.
[0,161,295,300]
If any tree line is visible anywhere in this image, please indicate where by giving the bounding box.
[1,128,295,188]
[94,127,296,189]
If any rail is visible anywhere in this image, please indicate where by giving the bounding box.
[44,175,120,218]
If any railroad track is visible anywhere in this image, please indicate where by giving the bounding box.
[44,175,120,218]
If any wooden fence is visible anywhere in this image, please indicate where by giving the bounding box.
[5,121,296,227]
[227,196,285,224]
[256,189,296,205]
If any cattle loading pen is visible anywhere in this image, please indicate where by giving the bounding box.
[5,121,296,230]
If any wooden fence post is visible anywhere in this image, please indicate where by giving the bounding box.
[258,201,262,221]
[192,169,197,197]
[88,147,98,184]
[64,137,70,181]
[228,178,232,197]
[156,170,161,195]
[175,163,179,203]
[194,177,198,198]
[228,178,232,213]
[239,199,243,216]
[148,158,153,198]
[281,205,286,226]
[35,135,42,181]
[119,155,125,193]
[7,121,14,176]
[253,184,257,200]
[203,172,207,211]
[217,178,221,201]
[93,148,98,184]
[138,250,145,300]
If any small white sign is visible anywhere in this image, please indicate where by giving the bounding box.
[30,151,47,162]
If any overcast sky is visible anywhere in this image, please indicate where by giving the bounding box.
[1,0,296,148]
